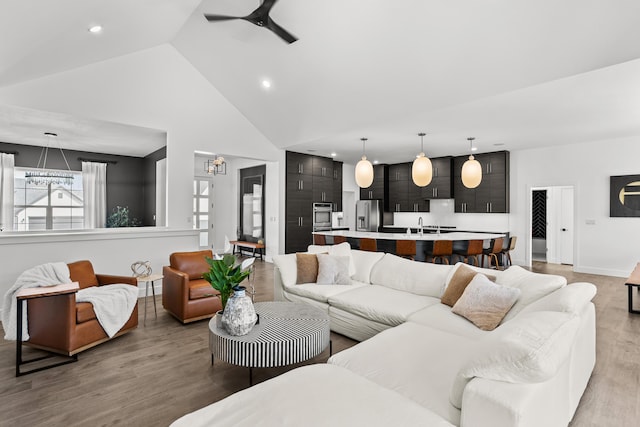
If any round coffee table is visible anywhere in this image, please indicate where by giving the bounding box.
[209,301,331,384]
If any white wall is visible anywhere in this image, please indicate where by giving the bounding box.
[0,228,199,304]
[509,136,640,277]
[0,44,281,232]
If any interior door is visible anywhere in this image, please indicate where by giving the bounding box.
[559,187,574,265]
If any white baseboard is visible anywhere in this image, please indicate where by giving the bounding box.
[573,265,628,279]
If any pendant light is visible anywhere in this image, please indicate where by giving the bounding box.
[25,132,74,186]
[355,137,374,188]
[412,132,433,187]
[461,137,482,188]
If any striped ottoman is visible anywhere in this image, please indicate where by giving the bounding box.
[209,302,331,384]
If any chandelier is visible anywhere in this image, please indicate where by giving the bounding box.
[25,132,74,186]
[205,155,226,175]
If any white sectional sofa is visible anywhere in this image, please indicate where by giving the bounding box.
[172,243,596,427]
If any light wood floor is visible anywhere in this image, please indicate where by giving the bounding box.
[0,260,637,426]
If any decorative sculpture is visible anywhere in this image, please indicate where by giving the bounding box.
[131,261,152,277]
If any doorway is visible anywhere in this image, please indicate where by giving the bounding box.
[530,186,574,265]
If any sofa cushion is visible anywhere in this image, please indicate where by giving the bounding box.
[68,260,98,289]
[495,266,566,322]
[328,285,439,326]
[370,253,452,297]
[170,364,456,427]
[308,242,356,276]
[285,281,368,303]
[408,304,489,340]
[441,264,496,307]
[189,279,216,300]
[329,322,475,426]
[350,249,385,284]
[452,274,520,331]
[518,282,597,317]
[76,302,97,323]
[316,254,350,285]
[450,311,580,409]
[170,250,213,281]
[296,253,319,284]
[273,254,297,287]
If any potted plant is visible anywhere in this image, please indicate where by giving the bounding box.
[203,254,252,313]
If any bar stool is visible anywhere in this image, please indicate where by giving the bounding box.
[359,238,377,252]
[425,240,453,265]
[453,239,484,266]
[333,235,347,244]
[313,234,326,245]
[481,237,504,270]
[396,240,417,260]
[500,236,517,268]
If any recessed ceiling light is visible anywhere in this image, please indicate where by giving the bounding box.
[373,160,379,165]
[261,79,272,89]
[471,146,478,152]
[330,152,337,157]
[88,25,103,34]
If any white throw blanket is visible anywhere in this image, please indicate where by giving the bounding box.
[76,284,138,338]
[1,262,71,341]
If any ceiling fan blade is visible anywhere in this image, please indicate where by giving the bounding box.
[266,18,298,44]
[204,14,240,22]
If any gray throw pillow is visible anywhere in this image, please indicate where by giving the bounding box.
[316,254,351,285]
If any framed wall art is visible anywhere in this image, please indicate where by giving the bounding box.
[610,175,640,217]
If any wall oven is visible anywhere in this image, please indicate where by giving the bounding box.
[312,203,332,231]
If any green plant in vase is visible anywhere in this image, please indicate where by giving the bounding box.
[203,254,252,312]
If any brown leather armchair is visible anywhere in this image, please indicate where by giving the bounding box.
[26,260,139,356]
[162,250,222,324]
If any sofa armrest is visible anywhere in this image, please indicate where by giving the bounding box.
[460,371,571,427]
[96,274,137,286]
[273,267,287,301]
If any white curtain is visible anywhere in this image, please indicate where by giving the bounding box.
[82,161,107,228]
[0,153,15,231]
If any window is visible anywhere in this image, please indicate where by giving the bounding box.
[193,179,211,248]
[13,168,84,231]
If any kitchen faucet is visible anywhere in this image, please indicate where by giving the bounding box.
[418,217,423,236]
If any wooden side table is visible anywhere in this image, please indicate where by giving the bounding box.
[625,263,640,313]
[137,274,163,325]
[15,282,80,376]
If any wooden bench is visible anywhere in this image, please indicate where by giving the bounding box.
[625,262,640,313]
[230,240,265,261]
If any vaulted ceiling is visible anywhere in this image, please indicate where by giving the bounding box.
[2,0,640,162]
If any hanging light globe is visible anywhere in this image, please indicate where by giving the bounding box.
[412,133,432,187]
[355,138,374,188]
[461,137,482,188]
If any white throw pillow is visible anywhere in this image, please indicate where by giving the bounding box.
[329,242,356,277]
[316,254,351,285]
[451,274,520,331]
[449,311,580,409]
[495,265,566,322]
[518,282,597,316]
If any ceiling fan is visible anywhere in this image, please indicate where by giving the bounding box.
[204,0,298,44]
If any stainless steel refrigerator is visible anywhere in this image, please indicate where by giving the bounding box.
[356,200,382,231]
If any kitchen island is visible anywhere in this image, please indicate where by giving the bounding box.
[312,230,506,263]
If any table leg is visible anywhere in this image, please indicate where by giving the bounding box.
[16,299,23,377]
[249,367,253,386]
[329,339,333,356]
[144,281,149,326]
[151,279,157,319]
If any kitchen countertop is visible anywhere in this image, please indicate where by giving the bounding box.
[312,230,505,241]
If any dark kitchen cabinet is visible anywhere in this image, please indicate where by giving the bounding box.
[285,152,343,253]
[360,165,388,210]
[286,152,313,176]
[332,161,343,212]
[422,157,452,199]
[312,176,333,203]
[387,163,430,213]
[453,151,509,213]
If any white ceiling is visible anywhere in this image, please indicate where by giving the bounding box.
[1,0,640,162]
